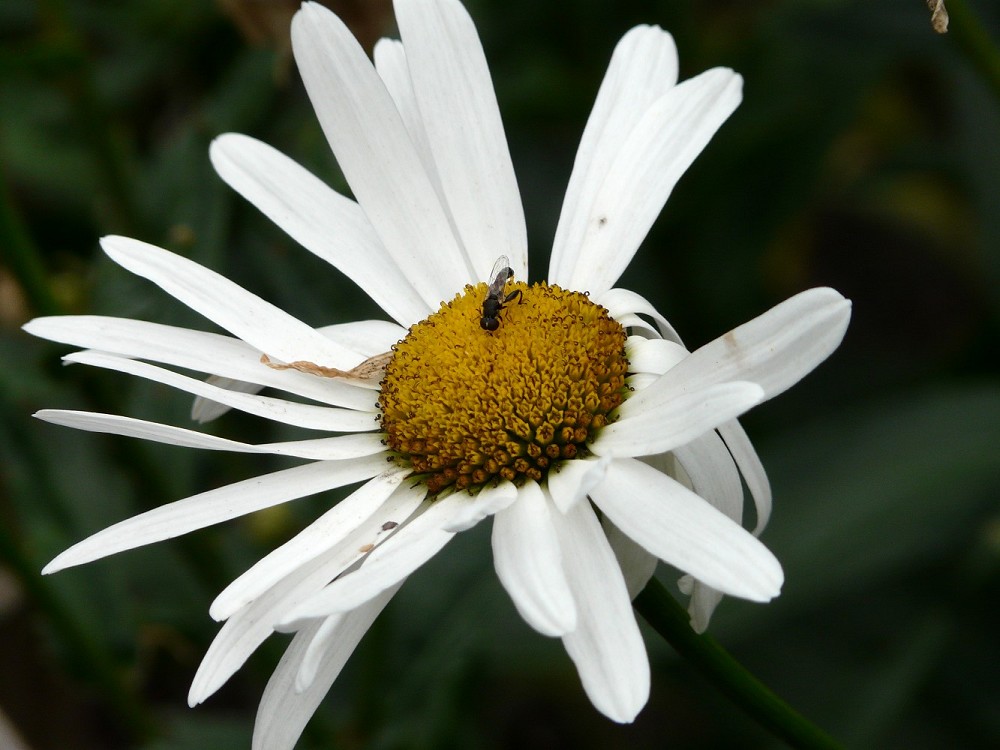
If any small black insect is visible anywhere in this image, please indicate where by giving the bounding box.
[480,255,522,331]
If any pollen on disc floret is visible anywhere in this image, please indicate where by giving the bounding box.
[378,281,629,494]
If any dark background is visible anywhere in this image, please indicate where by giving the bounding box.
[1,0,998,747]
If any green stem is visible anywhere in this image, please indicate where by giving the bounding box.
[945,0,1000,103]
[633,579,843,750]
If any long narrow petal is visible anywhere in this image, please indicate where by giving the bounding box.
[101,235,360,368]
[557,499,649,723]
[374,39,435,176]
[43,454,388,573]
[210,135,428,327]
[591,381,764,458]
[64,351,376,432]
[291,3,472,305]
[645,448,737,630]
[251,588,396,750]
[601,516,657,601]
[373,37,452,230]
[590,458,783,602]
[547,456,610,514]
[440,479,518,532]
[193,317,402,423]
[317,319,407,356]
[550,26,678,285]
[294,614,343,692]
[627,288,851,410]
[492,482,576,637]
[596,287,683,343]
[34,410,384,461]
[191,377,265,424]
[22,316,373,409]
[560,69,742,296]
[671,430,744,523]
[678,577,724,634]
[295,580,404,692]
[667,431,746,628]
[191,549,335,705]
[209,472,418,621]
[279,493,471,625]
[395,0,527,278]
[718,418,772,534]
[626,336,687,375]
[189,483,425,704]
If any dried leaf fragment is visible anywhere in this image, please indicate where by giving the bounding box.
[260,351,393,385]
[927,0,949,33]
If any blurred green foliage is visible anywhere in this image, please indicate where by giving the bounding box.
[1,0,998,748]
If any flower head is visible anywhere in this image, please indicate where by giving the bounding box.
[25,0,850,745]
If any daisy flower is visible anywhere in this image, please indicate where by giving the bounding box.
[24,0,851,746]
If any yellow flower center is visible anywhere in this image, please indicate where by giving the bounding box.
[378,281,629,494]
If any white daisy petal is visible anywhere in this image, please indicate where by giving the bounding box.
[209,471,418,621]
[612,314,658,339]
[547,455,610,514]
[590,458,783,602]
[550,25,678,285]
[294,614,343,693]
[597,287,683,343]
[592,381,764,458]
[668,430,746,629]
[34,410,384,461]
[318,320,407,356]
[718,418,772,534]
[279,493,469,625]
[189,483,425,704]
[557,498,649,723]
[626,336,687,375]
[395,0,527,278]
[43,454,388,574]
[63,350,376,432]
[291,3,472,304]
[23,316,374,410]
[209,134,428,327]
[626,373,659,391]
[191,377,264,424]
[492,482,576,637]
[561,68,742,296]
[439,479,518,532]
[295,580,405,692]
[683,581,725,634]
[251,587,396,750]
[641,429,747,630]
[374,39,440,186]
[601,516,657,601]
[641,450,687,488]
[671,429,744,523]
[656,287,852,403]
[34,409,240,451]
[101,235,359,368]
[250,621,322,750]
[191,553,332,705]
[192,319,405,424]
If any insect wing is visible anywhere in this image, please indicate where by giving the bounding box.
[487,255,512,298]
